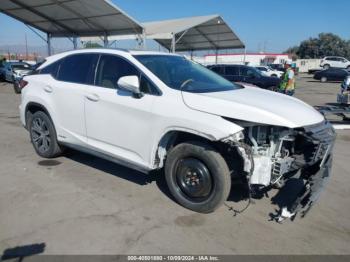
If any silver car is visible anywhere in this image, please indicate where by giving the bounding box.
[2,62,33,83]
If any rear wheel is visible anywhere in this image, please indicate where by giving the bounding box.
[271,74,278,78]
[347,65,350,71]
[321,76,327,83]
[13,81,21,94]
[29,111,63,158]
[165,141,231,213]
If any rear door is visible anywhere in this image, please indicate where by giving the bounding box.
[45,53,99,144]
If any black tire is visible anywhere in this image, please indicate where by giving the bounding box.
[347,65,350,71]
[323,64,330,70]
[13,82,21,94]
[165,141,231,213]
[29,111,63,158]
[271,74,278,78]
[321,76,327,83]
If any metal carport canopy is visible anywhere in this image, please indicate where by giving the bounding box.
[0,0,144,38]
[143,15,245,52]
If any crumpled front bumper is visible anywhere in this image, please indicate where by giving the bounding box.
[275,129,335,222]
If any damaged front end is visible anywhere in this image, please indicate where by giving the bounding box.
[223,120,336,222]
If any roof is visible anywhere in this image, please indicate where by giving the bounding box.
[205,53,289,57]
[143,15,245,51]
[0,0,143,37]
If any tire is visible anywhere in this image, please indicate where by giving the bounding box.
[347,65,350,71]
[29,111,63,158]
[271,74,278,78]
[165,141,231,213]
[13,82,21,94]
[321,76,327,83]
[323,64,330,70]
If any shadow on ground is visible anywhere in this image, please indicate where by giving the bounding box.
[1,243,45,261]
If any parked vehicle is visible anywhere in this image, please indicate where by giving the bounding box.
[320,56,350,70]
[255,66,283,78]
[314,68,350,82]
[20,49,335,219]
[0,62,5,81]
[208,64,281,90]
[2,62,33,83]
[268,63,286,72]
[13,61,43,94]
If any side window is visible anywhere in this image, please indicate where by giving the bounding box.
[95,55,139,90]
[210,66,223,75]
[57,54,98,85]
[40,60,61,78]
[140,74,157,94]
[225,66,239,76]
[241,67,257,77]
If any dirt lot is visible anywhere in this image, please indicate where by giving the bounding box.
[0,75,349,255]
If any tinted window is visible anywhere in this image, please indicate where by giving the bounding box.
[241,67,261,77]
[225,66,239,75]
[210,66,224,75]
[96,55,139,89]
[40,60,61,78]
[57,54,98,85]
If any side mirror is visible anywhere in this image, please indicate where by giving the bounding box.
[117,75,143,98]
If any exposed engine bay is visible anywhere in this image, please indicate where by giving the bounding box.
[225,120,336,222]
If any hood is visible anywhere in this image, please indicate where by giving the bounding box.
[182,86,324,128]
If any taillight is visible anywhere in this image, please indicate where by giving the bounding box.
[19,80,28,89]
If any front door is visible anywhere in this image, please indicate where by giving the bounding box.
[85,54,156,167]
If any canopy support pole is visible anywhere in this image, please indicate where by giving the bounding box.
[103,34,108,48]
[171,33,176,53]
[215,49,218,64]
[73,37,78,49]
[47,33,52,56]
[141,29,147,50]
[243,47,247,65]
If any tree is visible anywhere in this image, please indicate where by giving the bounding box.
[83,41,102,49]
[284,33,350,59]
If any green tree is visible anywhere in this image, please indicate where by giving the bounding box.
[83,41,102,49]
[284,33,350,59]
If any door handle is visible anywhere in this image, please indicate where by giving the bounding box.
[43,85,53,93]
[86,93,100,102]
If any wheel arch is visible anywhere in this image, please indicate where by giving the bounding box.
[152,129,218,169]
[25,102,53,129]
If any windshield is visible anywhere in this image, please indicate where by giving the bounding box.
[134,55,241,93]
[12,63,31,70]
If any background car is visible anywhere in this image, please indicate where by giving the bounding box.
[268,63,286,72]
[3,61,33,83]
[313,68,350,82]
[208,64,281,90]
[320,56,350,70]
[255,66,283,78]
[0,62,5,81]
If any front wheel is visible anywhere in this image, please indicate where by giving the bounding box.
[29,111,64,158]
[165,141,231,213]
[323,64,330,70]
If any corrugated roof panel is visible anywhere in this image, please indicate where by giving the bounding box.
[0,0,143,37]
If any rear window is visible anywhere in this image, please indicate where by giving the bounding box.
[40,60,61,78]
[57,54,99,85]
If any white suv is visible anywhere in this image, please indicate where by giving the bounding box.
[20,49,335,220]
[320,56,350,70]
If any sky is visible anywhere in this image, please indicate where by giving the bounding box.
[0,0,349,54]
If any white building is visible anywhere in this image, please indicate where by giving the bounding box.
[202,52,291,66]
